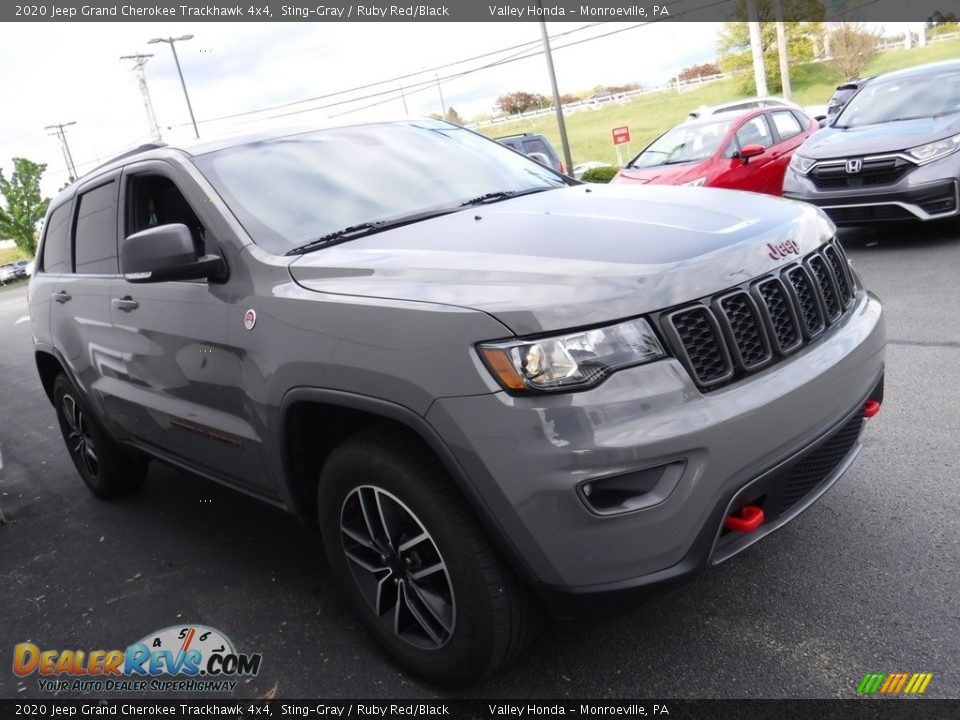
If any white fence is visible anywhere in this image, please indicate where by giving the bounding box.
[469,73,728,131]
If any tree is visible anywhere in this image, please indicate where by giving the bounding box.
[717,3,824,94]
[0,158,50,256]
[678,62,721,82]
[444,107,464,125]
[827,24,880,81]
[494,91,540,115]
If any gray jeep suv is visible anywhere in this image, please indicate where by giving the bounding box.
[29,120,885,685]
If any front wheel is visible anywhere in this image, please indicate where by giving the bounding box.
[317,427,538,686]
[53,373,148,498]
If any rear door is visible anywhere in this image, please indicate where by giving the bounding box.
[46,174,125,418]
[767,110,811,194]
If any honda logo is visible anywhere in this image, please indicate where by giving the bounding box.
[845,159,863,174]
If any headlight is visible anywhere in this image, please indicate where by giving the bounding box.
[789,153,816,175]
[682,176,707,187]
[479,318,665,393]
[905,133,960,165]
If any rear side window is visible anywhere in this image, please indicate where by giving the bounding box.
[522,138,550,156]
[74,181,119,274]
[771,111,803,141]
[41,203,72,274]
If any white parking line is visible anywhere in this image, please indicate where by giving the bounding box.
[14,316,29,325]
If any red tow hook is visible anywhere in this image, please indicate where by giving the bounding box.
[724,505,765,533]
[864,400,881,418]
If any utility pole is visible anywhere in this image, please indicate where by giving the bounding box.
[121,53,162,142]
[538,8,573,173]
[45,121,78,180]
[148,35,199,138]
[399,83,409,115]
[773,0,791,100]
[435,74,447,120]
[745,0,768,97]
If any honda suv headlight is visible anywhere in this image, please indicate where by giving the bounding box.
[789,153,816,175]
[479,318,665,393]
[905,133,960,165]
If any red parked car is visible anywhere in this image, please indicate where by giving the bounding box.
[611,107,818,195]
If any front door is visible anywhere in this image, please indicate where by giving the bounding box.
[102,161,270,493]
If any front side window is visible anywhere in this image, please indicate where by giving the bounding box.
[75,181,118,274]
[41,202,72,274]
[735,117,774,149]
[126,174,206,255]
[192,121,564,255]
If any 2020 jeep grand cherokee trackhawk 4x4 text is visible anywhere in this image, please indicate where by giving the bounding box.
[29,120,885,685]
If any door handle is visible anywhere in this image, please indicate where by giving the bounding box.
[112,297,139,312]
[53,291,71,304]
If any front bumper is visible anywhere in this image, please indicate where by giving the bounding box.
[782,153,960,224]
[426,291,885,597]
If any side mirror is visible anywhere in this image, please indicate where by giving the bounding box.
[527,152,552,166]
[738,144,765,164]
[121,223,226,284]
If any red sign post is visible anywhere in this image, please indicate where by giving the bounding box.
[612,126,631,166]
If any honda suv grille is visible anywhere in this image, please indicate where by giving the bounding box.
[660,241,857,391]
[809,156,913,190]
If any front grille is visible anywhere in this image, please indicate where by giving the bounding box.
[668,307,731,384]
[779,411,864,513]
[661,241,856,390]
[808,254,841,321]
[810,156,913,190]
[824,204,914,223]
[785,266,825,337]
[718,292,770,369]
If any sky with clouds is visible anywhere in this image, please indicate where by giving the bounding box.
[0,21,727,195]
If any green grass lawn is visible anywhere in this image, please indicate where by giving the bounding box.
[479,38,960,168]
[0,277,29,292]
[0,246,30,264]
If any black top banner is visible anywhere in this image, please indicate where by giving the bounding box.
[3,0,956,23]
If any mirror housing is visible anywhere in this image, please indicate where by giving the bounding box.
[526,152,552,167]
[738,144,765,164]
[121,224,225,284]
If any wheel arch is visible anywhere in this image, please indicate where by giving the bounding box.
[35,349,67,405]
[277,388,536,585]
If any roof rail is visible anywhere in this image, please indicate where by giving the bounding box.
[88,143,168,174]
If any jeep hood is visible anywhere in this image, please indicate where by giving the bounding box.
[289,184,831,336]
[802,114,960,159]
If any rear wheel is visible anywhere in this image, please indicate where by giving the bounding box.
[317,426,538,686]
[53,374,148,498]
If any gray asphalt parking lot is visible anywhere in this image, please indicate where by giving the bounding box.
[1,221,958,700]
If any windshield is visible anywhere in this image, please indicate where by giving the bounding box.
[193,121,566,254]
[835,70,960,128]
[628,120,732,168]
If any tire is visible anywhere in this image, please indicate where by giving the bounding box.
[317,426,539,686]
[52,373,148,498]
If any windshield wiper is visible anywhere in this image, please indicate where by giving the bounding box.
[285,207,460,256]
[459,186,555,207]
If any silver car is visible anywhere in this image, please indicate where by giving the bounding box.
[29,120,885,685]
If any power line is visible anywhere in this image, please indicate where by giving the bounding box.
[175,22,605,128]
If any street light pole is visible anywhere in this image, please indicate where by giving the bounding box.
[538,9,573,173]
[435,74,447,120]
[149,35,199,139]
